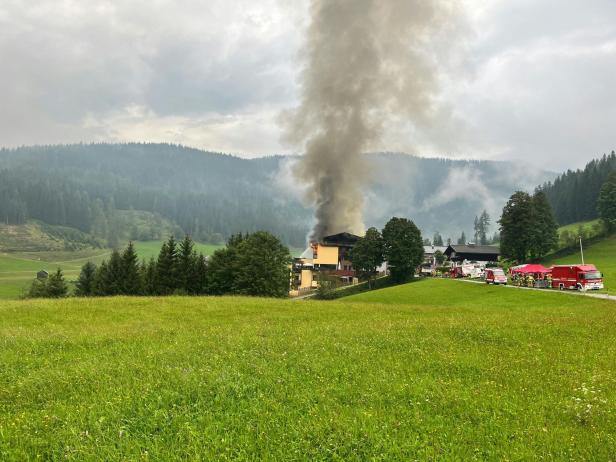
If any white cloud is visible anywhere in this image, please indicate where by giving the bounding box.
[0,0,614,169]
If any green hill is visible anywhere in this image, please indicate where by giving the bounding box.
[0,221,101,253]
[557,219,602,236]
[1,279,614,459]
[544,233,616,294]
[0,143,556,246]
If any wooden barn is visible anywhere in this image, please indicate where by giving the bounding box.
[444,244,500,264]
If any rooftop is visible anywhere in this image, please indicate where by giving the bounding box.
[321,232,360,247]
[445,244,500,255]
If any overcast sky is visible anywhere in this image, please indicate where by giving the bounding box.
[0,0,614,169]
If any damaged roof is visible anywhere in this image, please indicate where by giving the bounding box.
[322,232,360,246]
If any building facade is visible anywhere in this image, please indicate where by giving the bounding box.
[292,232,360,292]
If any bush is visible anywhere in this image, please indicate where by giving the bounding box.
[27,268,68,298]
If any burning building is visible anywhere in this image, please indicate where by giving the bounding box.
[291,232,360,292]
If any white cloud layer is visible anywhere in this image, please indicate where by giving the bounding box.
[0,0,614,168]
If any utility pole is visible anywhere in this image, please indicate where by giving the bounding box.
[579,236,585,265]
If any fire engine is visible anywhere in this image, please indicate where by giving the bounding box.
[551,264,604,291]
[485,268,508,285]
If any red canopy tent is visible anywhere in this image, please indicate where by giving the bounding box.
[510,264,551,276]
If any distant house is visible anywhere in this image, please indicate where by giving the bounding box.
[444,244,500,264]
[423,245,448,268]
[37,270,49,280]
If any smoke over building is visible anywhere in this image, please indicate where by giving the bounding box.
[284,0,459,243]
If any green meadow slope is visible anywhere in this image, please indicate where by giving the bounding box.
[544,233,616,294]
[1,279,615,460]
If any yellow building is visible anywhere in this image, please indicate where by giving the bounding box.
[291,232,360,292]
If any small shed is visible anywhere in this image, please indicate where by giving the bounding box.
[37,270,49,280]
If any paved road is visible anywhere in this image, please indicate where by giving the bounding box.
[458,279,616,302]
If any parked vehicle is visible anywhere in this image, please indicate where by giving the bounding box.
[450,264,483,279]
[485,268,507,285]
[551,264,604,291]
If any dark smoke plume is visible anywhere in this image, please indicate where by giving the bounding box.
[285,0,459,242]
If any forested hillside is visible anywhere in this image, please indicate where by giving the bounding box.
[540,151,616,225]
[0,144,309,246]
[0,144,554,246]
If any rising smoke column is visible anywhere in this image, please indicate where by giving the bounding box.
[285,0,458,242]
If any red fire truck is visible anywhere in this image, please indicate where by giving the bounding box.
[485,268,508,285]
[551,264,604,291]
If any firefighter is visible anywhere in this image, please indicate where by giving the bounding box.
[527,274,535,288]
[546,273,552,289]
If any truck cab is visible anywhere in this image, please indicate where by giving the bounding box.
[551,264,604,291]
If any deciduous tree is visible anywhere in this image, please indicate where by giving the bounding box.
[75,261,97,296]
[382,217,424,283]
[351,227,385,287]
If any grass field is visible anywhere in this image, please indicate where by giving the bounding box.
[557,219,602,236]
[1,279,615,460]
[0,241,224,299]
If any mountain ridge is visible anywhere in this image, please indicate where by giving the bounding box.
[0,143,555,246]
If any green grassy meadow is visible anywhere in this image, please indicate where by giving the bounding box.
[1,279,615,460]
[557,219,602,236]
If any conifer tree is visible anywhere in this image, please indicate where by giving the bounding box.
[75,261,97,296]
[46,268,68,298]
[598,171,616,232]
[121,241,141,295]
[27,278,49,298]
[499,191,534,263]
[177,235,197,293]
[142,258,157,296]
[105,249,124,295]
[93,261,109,296]
[479,210,491,245]
[155,236,179,295]
[194,253,208,294]
[529,191,558,260]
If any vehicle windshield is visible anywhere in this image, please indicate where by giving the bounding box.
[581,271,602,279]
[492,269,505,276]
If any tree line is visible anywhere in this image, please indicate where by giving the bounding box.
[424,209,498,248]
[498,190,559,263]
[351,217,424,286]
[540,151,616,225]
[28,232,292,299]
